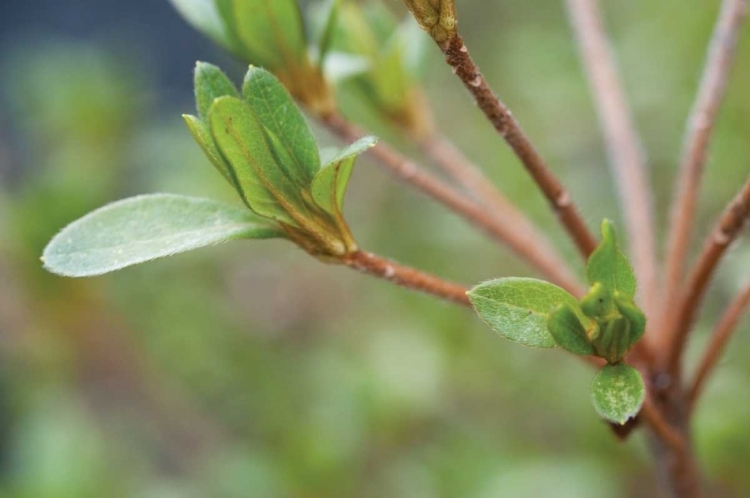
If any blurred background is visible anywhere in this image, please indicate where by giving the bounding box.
[0,0,749,496]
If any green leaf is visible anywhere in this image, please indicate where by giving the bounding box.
[242,67,320,186]
[194,62,238,120]
[42,194,284,277]
[311,136,377,214]
[317,0,341,64]
[614,297,647,347]
[169,0,230,50]
[468,278,591,349]
[586,219,636,299]
[208,96,313,225]
[183,114,239,190]
[547,303,596,356]
[590,363,645,425]
[232,0,307,69]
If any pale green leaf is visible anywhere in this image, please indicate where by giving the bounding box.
[194,61,238,120]
[42,194,284,277]
[311,136,377,213]
[242,67,319,186]
[586,219,636,299]
[169,0,230,50]
[468,277,591,349]
[232,0,307,69]
[590,363,645,425]
[208,96,313,225]
[183,114,239,191]
[547,303,596,356]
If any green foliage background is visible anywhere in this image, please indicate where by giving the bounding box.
[1,0,749,496]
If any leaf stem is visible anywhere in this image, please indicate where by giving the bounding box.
[663,0,748,318]
[688,281,750,410]
[321,112,585,296]
[344,250,470,305]
[418,132,585,296]
[664,177,750,376]
[565,0,659,321]
[438,34,598,259]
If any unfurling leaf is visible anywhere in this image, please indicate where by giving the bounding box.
[42,194,284,277]
[547,303,596,356]
[586,219,636,300]
[468,278,592,349]
[590,363,645,425]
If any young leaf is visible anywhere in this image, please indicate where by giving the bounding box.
[311,136,377,214]
[590,363,645,425]
[242,67,320,186]
[547,303,596,356]
[42,194,284,277]
[586,219,636,300]
[194,61,239,120]
[168,0,230,51]
[468,278,591,349]
[208,96,312,225]
[232,0,308,70]
[183,114,239,190]
[317,0,342,64]
[614,296,647,348]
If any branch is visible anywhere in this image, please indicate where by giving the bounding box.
[439,35,598,259]
[640,396,687,455]
[322,112,585,296]
[565,0,659,319]
[418,132,585,295]
[665,177,750,376]
[688,281,750,409]
[663,0,748,313]
[344,250,470,305]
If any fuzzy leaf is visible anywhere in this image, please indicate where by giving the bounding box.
[547,303,596,356]
[169,0,230,50]
[194,62,238,120]
[232,0,307,69]
[208,96,312,225]
[311,136,377,214]
[242,67,319,186]
[590,363,645,424]
[468,278,591,349]
[42,194,284,277]
[586,219,636,299]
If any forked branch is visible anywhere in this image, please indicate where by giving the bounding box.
[565,0,659,319]
[322,112,586,296]
[663,0,748,311]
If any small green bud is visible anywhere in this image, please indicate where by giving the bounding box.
[547,303,596,356]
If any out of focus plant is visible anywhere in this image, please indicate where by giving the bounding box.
[40,0,750,496]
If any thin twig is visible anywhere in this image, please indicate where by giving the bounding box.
[688,281,750,409]
[322,112,586,296]
[344,250,470,305]
[665,178,750,376]
[418,133,584,295]
[439,34,598,259]
[663,0,748,315]
[640,396,687,455]
[565,0,659,320]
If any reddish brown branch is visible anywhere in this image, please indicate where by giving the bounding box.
[663,0,748,315]
[665,178,750,376]
[688,281,750,409]
[322,112,585,296]
[565,0,659,320]
[419,133,585,296]
[438,35,598,259]
[344,250,470,305]
[640,396,686,455]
